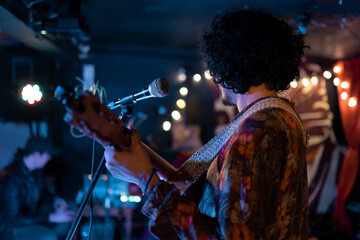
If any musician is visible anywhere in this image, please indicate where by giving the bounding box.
[105,9,309,239]
[0,137,75,240]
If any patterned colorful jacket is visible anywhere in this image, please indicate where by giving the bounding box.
[142,98,309,240]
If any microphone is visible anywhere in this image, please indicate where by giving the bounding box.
[107,78,170,110]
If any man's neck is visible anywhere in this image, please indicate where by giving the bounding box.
[236,84,278,112]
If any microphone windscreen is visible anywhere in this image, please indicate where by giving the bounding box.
[149,78,170,98]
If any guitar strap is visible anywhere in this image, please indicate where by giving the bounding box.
[173,96,308,193]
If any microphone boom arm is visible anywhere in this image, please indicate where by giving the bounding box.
[107,77,169,110]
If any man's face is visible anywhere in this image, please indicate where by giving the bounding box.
[218,85,236,106]
[32,152,51,169]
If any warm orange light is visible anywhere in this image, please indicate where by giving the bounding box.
[340,92,348,100]
[348,97,357,107]
[290,80,298,88]
[302,78,310,87]
[323,71,332,79]
[311,76,318,85]
[340,81,349,89]
[333,66,341,73]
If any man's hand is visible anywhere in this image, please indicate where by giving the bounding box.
[104,127,154,189]
[49,197,75,223]
[49,210,75,223]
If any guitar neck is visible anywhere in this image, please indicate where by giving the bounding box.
[142,143,196,194]
[141,143,177,181]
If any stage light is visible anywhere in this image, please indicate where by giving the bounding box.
[204,70,212,80]
[348,97,357,107]
[302,78,310,87]
[333,77,340,86]
[179,87,188,96]
[171,110,181,120]
[162,121,171,131]
[333,66,341,73]
[311,76,318,85]
[340,81,349,89]
[193,74,201,82]
[295,14,311,34]
[323,71,332,79]
[21,84,43,105]
[176,99,186,109]
[133,196,141,203]
[341,92,348,100]
[290,80,298,88]
[120,194,128,202]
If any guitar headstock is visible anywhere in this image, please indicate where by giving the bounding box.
[55,85,132,150]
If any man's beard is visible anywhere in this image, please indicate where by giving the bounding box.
[222,97,236,106]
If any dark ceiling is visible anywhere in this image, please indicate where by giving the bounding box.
[81,0,360,61]
[0,0,360,62]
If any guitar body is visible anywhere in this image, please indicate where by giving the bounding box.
[55,87,132,150]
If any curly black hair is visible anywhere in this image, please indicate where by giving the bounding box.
[201,9,307,94]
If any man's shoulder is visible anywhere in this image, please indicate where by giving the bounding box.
[0,162,24,184]
[239,107,290,130]
[231,107,298,146]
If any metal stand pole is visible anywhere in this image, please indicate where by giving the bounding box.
[65,103,134,240]
[65,155,106,240]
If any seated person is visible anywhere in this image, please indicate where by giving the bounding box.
[0,137,75,240]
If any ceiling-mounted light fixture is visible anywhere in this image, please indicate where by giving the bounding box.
[295,13,311,35]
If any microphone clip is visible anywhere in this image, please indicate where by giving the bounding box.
[107,97,134,110]
[118,103,134,124]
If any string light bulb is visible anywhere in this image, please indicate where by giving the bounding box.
[178,67,187,82]
[323,71,332,79]
[311,76,318,85]
[290,80,298,88]
[333,66,341,73]
[340,81,349,89]
[176,99,186,109]
[179,87,188,96]
[348,97,357,107]
[178,73,186,82]
[204,70,212,80]
[162,121,171,131]
[333,77,340,86]
[171,110,181,121]
[341,92,348,100]
[193,74,201,82]
[302,78,310,87]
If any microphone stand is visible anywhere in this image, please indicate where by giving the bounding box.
[65,103,134,240]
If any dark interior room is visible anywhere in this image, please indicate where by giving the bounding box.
[0,0,360,239]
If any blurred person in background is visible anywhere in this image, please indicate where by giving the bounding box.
[0,137,75,240]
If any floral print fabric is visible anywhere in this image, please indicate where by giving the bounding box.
[142,99,308,240]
